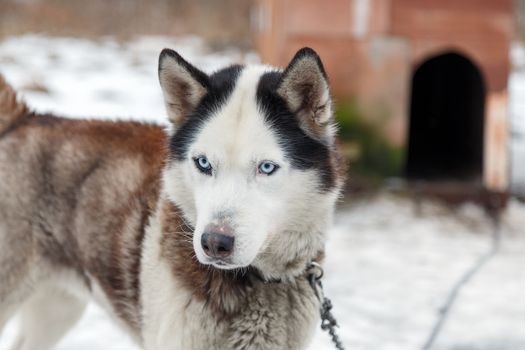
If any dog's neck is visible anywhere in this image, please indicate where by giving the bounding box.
[157,199,323,317]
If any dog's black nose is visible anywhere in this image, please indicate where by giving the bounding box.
[201,231,235,258]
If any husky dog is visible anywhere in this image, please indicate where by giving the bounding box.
[0,47,344,350]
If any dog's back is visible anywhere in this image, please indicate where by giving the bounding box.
[0,76,166,348]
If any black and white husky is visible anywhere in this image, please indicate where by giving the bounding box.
[0,47,345,349]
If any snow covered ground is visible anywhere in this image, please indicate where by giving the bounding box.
[0,35,524,350]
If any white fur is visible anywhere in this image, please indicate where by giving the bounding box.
[141,202,222,350]
[4,269,89,350]
[9,287,86,350]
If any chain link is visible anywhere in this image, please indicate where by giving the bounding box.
[308,262,346,350]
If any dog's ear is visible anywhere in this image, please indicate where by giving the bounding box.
[158,49,209,126]
[277,47,334,141]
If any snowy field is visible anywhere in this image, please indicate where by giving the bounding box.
[1,35,525,350]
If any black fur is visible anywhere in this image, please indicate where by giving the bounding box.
[169,65,244,160]
[256,71,335,192]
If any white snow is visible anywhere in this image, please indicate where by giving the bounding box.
[0,35,524,350]
[0,35,258,124]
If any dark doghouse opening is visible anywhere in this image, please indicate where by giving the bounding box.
[406,52,485,181]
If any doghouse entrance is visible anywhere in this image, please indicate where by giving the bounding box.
[406,53,485,181]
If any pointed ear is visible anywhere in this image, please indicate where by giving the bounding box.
[158,49,209,126]
[277,48,334,141]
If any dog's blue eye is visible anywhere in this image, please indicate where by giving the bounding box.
[193,156,212,175]
[258,161,279,175]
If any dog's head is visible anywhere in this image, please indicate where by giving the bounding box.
[159,48,344,279]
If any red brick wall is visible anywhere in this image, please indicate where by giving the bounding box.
[391,0,514,91]
[255,0,514,94]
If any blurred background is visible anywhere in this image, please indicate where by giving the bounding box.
[0,1,524,350]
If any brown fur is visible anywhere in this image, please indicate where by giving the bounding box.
[158,197,329,323]
[0,91,167,334]
[0,75,28,135]
[160,199,262,318]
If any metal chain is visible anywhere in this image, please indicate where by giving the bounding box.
[308,262,346,350]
